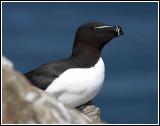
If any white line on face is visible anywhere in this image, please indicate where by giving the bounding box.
[94,25,112,29]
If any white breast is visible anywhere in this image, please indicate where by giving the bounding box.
[45,57,105,107]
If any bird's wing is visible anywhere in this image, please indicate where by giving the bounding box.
[25,59,74,90]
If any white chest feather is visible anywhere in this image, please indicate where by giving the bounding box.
[45,58,105,107]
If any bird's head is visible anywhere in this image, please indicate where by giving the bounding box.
[73,22,123,52]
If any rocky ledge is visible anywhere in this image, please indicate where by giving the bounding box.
[2,56,102,124]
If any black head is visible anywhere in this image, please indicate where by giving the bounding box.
[72,22,123,57]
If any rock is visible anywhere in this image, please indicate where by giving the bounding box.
[78,104,101,122]
[2,56,14,68]
[2,56,102,124]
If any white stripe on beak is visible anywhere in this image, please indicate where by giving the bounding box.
[94,25,112,29]
[115,26,120,36]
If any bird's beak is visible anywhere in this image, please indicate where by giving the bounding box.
[112,26,124,37]
[94,25,123,37]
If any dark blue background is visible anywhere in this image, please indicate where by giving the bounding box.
[2,2,158,124]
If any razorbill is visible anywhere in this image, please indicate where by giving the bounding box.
[25,22,123,107]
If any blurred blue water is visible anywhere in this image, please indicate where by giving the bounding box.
[2,2,158,124]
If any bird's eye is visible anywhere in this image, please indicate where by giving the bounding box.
[87,27,95,30]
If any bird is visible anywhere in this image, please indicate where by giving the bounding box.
[25,22,123,108]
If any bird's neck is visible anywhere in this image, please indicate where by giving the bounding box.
[71,42,101,66]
